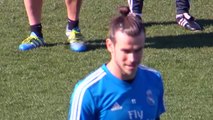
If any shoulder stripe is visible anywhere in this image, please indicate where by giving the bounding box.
[139,64,156,72]
[69,68,106,120]
[138,64,162,78]
[138,64,161,75]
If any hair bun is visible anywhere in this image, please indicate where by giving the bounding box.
[118,6,130,16]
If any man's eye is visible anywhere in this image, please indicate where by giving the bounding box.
[123,50,131,53]
[135,48,142,53]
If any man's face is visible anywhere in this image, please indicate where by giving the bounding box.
[107,31,145,79]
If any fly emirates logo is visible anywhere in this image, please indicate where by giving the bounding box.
[111,103,144,119]
[128,110,143,119]
[110,101,155,120]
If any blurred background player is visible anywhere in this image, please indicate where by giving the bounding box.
[128,0,202,31]
[19,0,144,52]
[19,0,86,52]
[19,0,201,51]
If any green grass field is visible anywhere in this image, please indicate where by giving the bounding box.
[0,0,213,119]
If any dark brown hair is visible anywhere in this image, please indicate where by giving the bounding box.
[108,6,145,42]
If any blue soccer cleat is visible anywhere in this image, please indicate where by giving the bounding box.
[19,32,45,51]
[66,27,87,52]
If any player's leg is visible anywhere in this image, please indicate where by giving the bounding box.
[128,0,143,17]
[25,0,43,26]
[176,0,190,14]
[19,0,45,51]
[176,0,202,31]
[65,0,87,52]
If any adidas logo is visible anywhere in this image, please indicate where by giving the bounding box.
[111,102,123,111]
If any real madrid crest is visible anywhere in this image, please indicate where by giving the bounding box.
[146,89,155,106]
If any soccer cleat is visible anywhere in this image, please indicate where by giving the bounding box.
[19,32,45,51]
[176,13,202,31]
[66,27,87,52]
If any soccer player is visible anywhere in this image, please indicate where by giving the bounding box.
[128,0,202,31]
[19,0,86,52]
[68,6,165,120]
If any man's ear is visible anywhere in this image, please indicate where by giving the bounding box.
[106,38,113,53]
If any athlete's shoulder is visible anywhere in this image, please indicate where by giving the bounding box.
[138,64,162,78]
[74,66,107,91]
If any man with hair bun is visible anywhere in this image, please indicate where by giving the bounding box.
[67,6,165,120]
